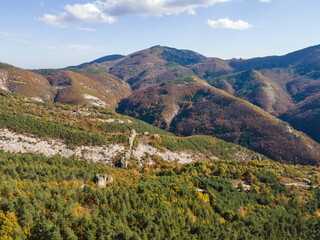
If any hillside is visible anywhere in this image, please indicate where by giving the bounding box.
[0,63,132,108]
[0,90,263,164]
[117,77,320,165]
[106,46,205,90]
[281,93,320,143]
[208,69,294,115]
[0,62,54,102]
[191,58,234,79]
[47,70,131,107]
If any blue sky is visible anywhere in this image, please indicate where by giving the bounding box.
[1,0,320,69]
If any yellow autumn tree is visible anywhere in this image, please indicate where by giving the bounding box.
[0,210,25,240]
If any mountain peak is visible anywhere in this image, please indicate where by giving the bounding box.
[150,45,162,49]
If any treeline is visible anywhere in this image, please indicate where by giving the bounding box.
[97,116,171,136]
[1,151,320,239]
[0,113,127,146]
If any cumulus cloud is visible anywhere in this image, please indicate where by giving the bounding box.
[40,14,67,28]
[39,0,230,27]
[102,0,230,16]
[40,2,116,27]
[259,0,271,2]
[64,3,116,23]
[207,18,253,30]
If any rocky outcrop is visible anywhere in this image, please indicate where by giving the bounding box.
[0,129,124,164]
[93,174,114,188]
[0,128,200,166]
[121,129,137,168]
[162,104,180,129]
[251,155,262,161]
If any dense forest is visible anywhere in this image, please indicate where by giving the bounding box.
[1,150,320,239]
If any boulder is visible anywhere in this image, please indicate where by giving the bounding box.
[303,178,311,185]
[251,155,262,161]
[93,174,114,188]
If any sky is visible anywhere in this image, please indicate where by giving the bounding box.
[0,0,320,69]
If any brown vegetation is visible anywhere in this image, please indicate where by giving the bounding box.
[118,80,320,165]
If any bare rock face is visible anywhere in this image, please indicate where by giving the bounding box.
[121,129,137,168]
[93,174,114,188]
[129,129,137,148]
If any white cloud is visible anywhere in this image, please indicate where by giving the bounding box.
[207,18,253,30]
[64,3,116,23]
[259,0,271,2]
[187,9,196,15]
[39,0,230,27]
[39,2,116,27]
[102,0,230,16]
[40,13,67,28]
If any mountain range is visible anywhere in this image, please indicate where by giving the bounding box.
[1,44,320,165]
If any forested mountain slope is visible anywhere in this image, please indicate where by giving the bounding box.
[117,77,320,165]
[1,44,320,162]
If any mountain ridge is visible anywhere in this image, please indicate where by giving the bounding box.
[68,54,125,68]
[1,44,320,165]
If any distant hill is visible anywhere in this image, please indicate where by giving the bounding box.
[68,54,125,68]
[72,45,207,90]
[72,44,320,117]
[0,62,54,102]
[117,77,320,165]
[108,45,206,90]
[0,62,131,108]
[228,44,320,71]
[207,69,294,115]
[47,70,131,107]
[281,93,320,143]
